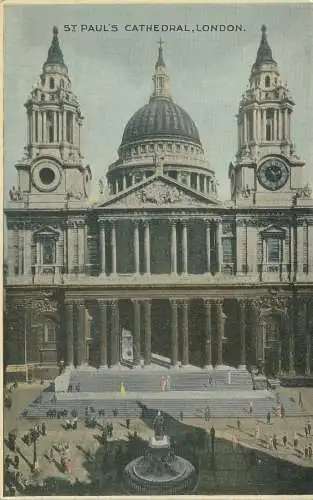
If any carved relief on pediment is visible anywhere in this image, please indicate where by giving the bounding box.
[111,181,209,208]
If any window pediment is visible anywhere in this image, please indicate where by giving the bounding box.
[260,225,285,239]
[33,226,60,240]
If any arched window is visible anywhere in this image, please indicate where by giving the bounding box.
[49,77,55,89]
[47,111,54,143]
[66,112,73,143]
[265,75,270,88]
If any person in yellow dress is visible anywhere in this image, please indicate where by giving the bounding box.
[120,382,126,396]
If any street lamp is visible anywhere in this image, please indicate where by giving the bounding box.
[32,433,39,471]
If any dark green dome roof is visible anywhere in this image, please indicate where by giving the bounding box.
[121,97,201,146]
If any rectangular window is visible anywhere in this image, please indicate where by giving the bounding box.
[222,237,235,263]
[267,238,281,263]
[42,238,56,265]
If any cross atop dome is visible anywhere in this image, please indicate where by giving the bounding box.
[152,39,171,99]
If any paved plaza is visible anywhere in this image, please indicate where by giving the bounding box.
[3,382,313,495]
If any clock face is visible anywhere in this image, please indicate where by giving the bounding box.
[257,159,289,191]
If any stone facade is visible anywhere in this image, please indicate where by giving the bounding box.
[4,27,313,377]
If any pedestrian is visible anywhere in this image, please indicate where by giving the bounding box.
[14,454,19,469]
[282,433,287,447]
[210,426,216,456]
[308,444,312,459]
[266,411,271,424]
[41,422,46,436]
[204,407,210,423]
[305,425,308,439]
[72,417,78,430]
[249,400,253,416]
[179,410,184,421]
[299,391,303,408]
[113,408,118,418]
[255,423,260,440]
[273,434,277,450]
[293,432,298,449]
[208,374,213,387]
[126,417,130,430]
[237,418,241,431]
[304,444,308,459]
[307,421,311,435]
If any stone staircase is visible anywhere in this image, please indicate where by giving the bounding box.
[67,366,253,393]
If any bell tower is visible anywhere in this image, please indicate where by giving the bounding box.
[229,26,307,206]
[12,27,91,207]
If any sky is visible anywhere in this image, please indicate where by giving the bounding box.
[4,3,313,201]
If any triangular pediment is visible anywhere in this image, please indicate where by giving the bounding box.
[95,175,219,209]
[261,225,286,238]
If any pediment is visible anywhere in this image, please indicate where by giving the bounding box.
[261,225,286,238]
[33,226,60,239]
[96,175,218,209]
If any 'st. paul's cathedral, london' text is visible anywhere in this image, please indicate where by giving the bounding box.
[4,26,313,378]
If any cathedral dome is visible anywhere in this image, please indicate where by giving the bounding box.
[121,97,201,146]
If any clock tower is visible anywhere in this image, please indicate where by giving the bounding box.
[12,27,91,208]
[229,25,307,207]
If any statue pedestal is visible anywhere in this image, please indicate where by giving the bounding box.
[122,434,198,495]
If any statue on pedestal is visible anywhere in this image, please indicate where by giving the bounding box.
[153,410,165,441]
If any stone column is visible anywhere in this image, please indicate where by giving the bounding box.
[253,108,257,141]
[32,112,36,143]
[133,299,141,365]
[98,300,108,367]
[122,176,127,191]
[196,175,200,191]
[111,222,117,274]
[64,300,74,365]
[171,299,179,367]
[76,300,86,366]
[144,220,150,274]
[182,221,188,274]
[305,298,311,375]
[288,298,295,375]
[262,108,266,141]
[205,219,211,274]
[284,108,288,140]
[238,299,246,367]
[216,299,225,366]
[100,224,106,275]
[134,221,140,274]
[143,300,152,366]
[53,112,57,142]
[181,300,189,366]
[250,300,263,366]
[216,219,223,273]
[243,112,247,143]
[62,110,66,142]
[58,112,62,143]
[42,112,47,143]
[110,300,119,366]
[203,299,213,368]
[170,220,177,274]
